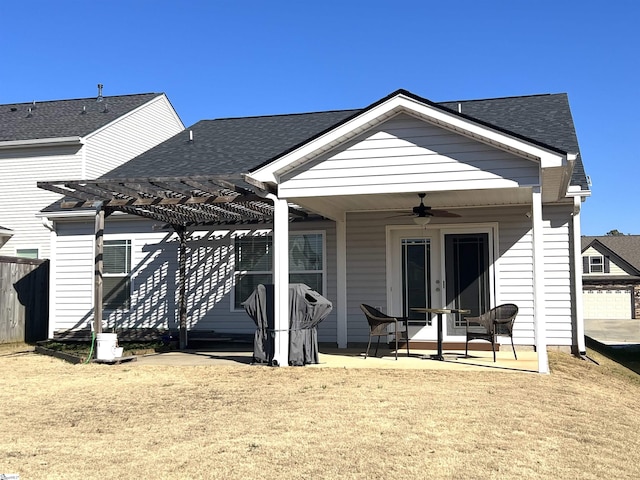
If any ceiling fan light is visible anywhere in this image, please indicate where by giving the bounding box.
[413,216,431,226]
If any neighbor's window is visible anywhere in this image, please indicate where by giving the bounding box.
[233,232,324,309]
[588,255,603,274]
[103,239,131,310]
[16,248,39,259]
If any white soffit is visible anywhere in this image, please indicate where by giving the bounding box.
[249,93,568,184]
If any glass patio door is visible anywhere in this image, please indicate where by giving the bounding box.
[444,233,490,336]
[401,238,432,321]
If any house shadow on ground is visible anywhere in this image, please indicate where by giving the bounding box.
[586,337,640,374]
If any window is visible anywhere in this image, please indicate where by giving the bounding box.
[233,232,324,309]
[16,248,39,259]
[589,255,603,274]
[234,235,272,310]
[103,239,131,310]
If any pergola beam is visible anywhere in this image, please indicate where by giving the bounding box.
[38,175,312,226]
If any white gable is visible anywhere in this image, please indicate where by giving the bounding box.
[248,92,568,193]
[277,113,540,198]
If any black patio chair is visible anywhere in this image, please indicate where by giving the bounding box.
[464,303,518,362]
[360,304,408,360]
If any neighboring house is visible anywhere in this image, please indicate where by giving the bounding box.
[0,89,184,259]
[581,236,640,320]
[39,89,590,372]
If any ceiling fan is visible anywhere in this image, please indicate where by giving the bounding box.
[405,193,460,225]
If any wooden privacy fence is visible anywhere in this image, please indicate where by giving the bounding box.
[0,256,49,343]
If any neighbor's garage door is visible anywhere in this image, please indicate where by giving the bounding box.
[583,289,632,319]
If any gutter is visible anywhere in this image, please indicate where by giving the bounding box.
[0,136,84,150]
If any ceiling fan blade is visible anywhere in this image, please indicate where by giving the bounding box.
[430,209,461,218]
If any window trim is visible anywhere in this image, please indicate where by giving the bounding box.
[102,238,133,311]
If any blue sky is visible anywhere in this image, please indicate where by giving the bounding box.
[1,0,637,235]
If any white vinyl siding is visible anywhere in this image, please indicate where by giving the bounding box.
[84,95,183,178]
[279,113,539,197]
[51,219,338,339]
[0,144,83,259]
[52,222,96,332]
[346,212,392,342]
[494,216,535,345]
[541,205,573,346]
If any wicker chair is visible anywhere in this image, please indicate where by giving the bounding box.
[360,304,408,360]
[464,304,518,362]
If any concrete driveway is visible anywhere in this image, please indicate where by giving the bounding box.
[584,318,640,345]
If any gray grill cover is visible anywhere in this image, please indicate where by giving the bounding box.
[242,284,333,366]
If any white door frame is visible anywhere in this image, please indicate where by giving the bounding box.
[386,223,498,341]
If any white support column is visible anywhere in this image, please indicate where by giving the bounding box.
[271,197,290,367]
[532,187,549,373]
[336,214,348,348]
[572,196,586,354]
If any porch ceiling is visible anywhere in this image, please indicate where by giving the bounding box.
[37,175,310,226]
[290,188,535,219]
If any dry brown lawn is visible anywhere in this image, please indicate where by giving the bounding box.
[1,344,639,480]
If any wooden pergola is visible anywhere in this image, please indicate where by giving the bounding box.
[38,175,309,349]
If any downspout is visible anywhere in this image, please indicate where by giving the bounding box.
[42,217,57,339]
[572,196,587,355]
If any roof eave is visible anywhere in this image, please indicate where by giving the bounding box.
[0,136,84,150]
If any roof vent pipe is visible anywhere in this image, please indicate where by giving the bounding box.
[458,103,462,113]
[189,130,193,142]
[97,83,104,102]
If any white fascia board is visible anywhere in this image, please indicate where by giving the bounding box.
[0,136,83,150]
[0,227,14,237]
[249,93,567,185]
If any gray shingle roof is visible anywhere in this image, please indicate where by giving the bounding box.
[0,93,163,141]
[104,109,358,178]
[101,89,587,189]
[582,235,640,273]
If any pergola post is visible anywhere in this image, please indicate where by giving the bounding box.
[93,202,104,334]
[175,226,188,350]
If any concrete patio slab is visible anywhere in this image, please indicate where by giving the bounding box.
[133,345,539,372]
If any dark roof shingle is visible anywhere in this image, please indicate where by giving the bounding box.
[102,90,587,189]
[0,93,162,141]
